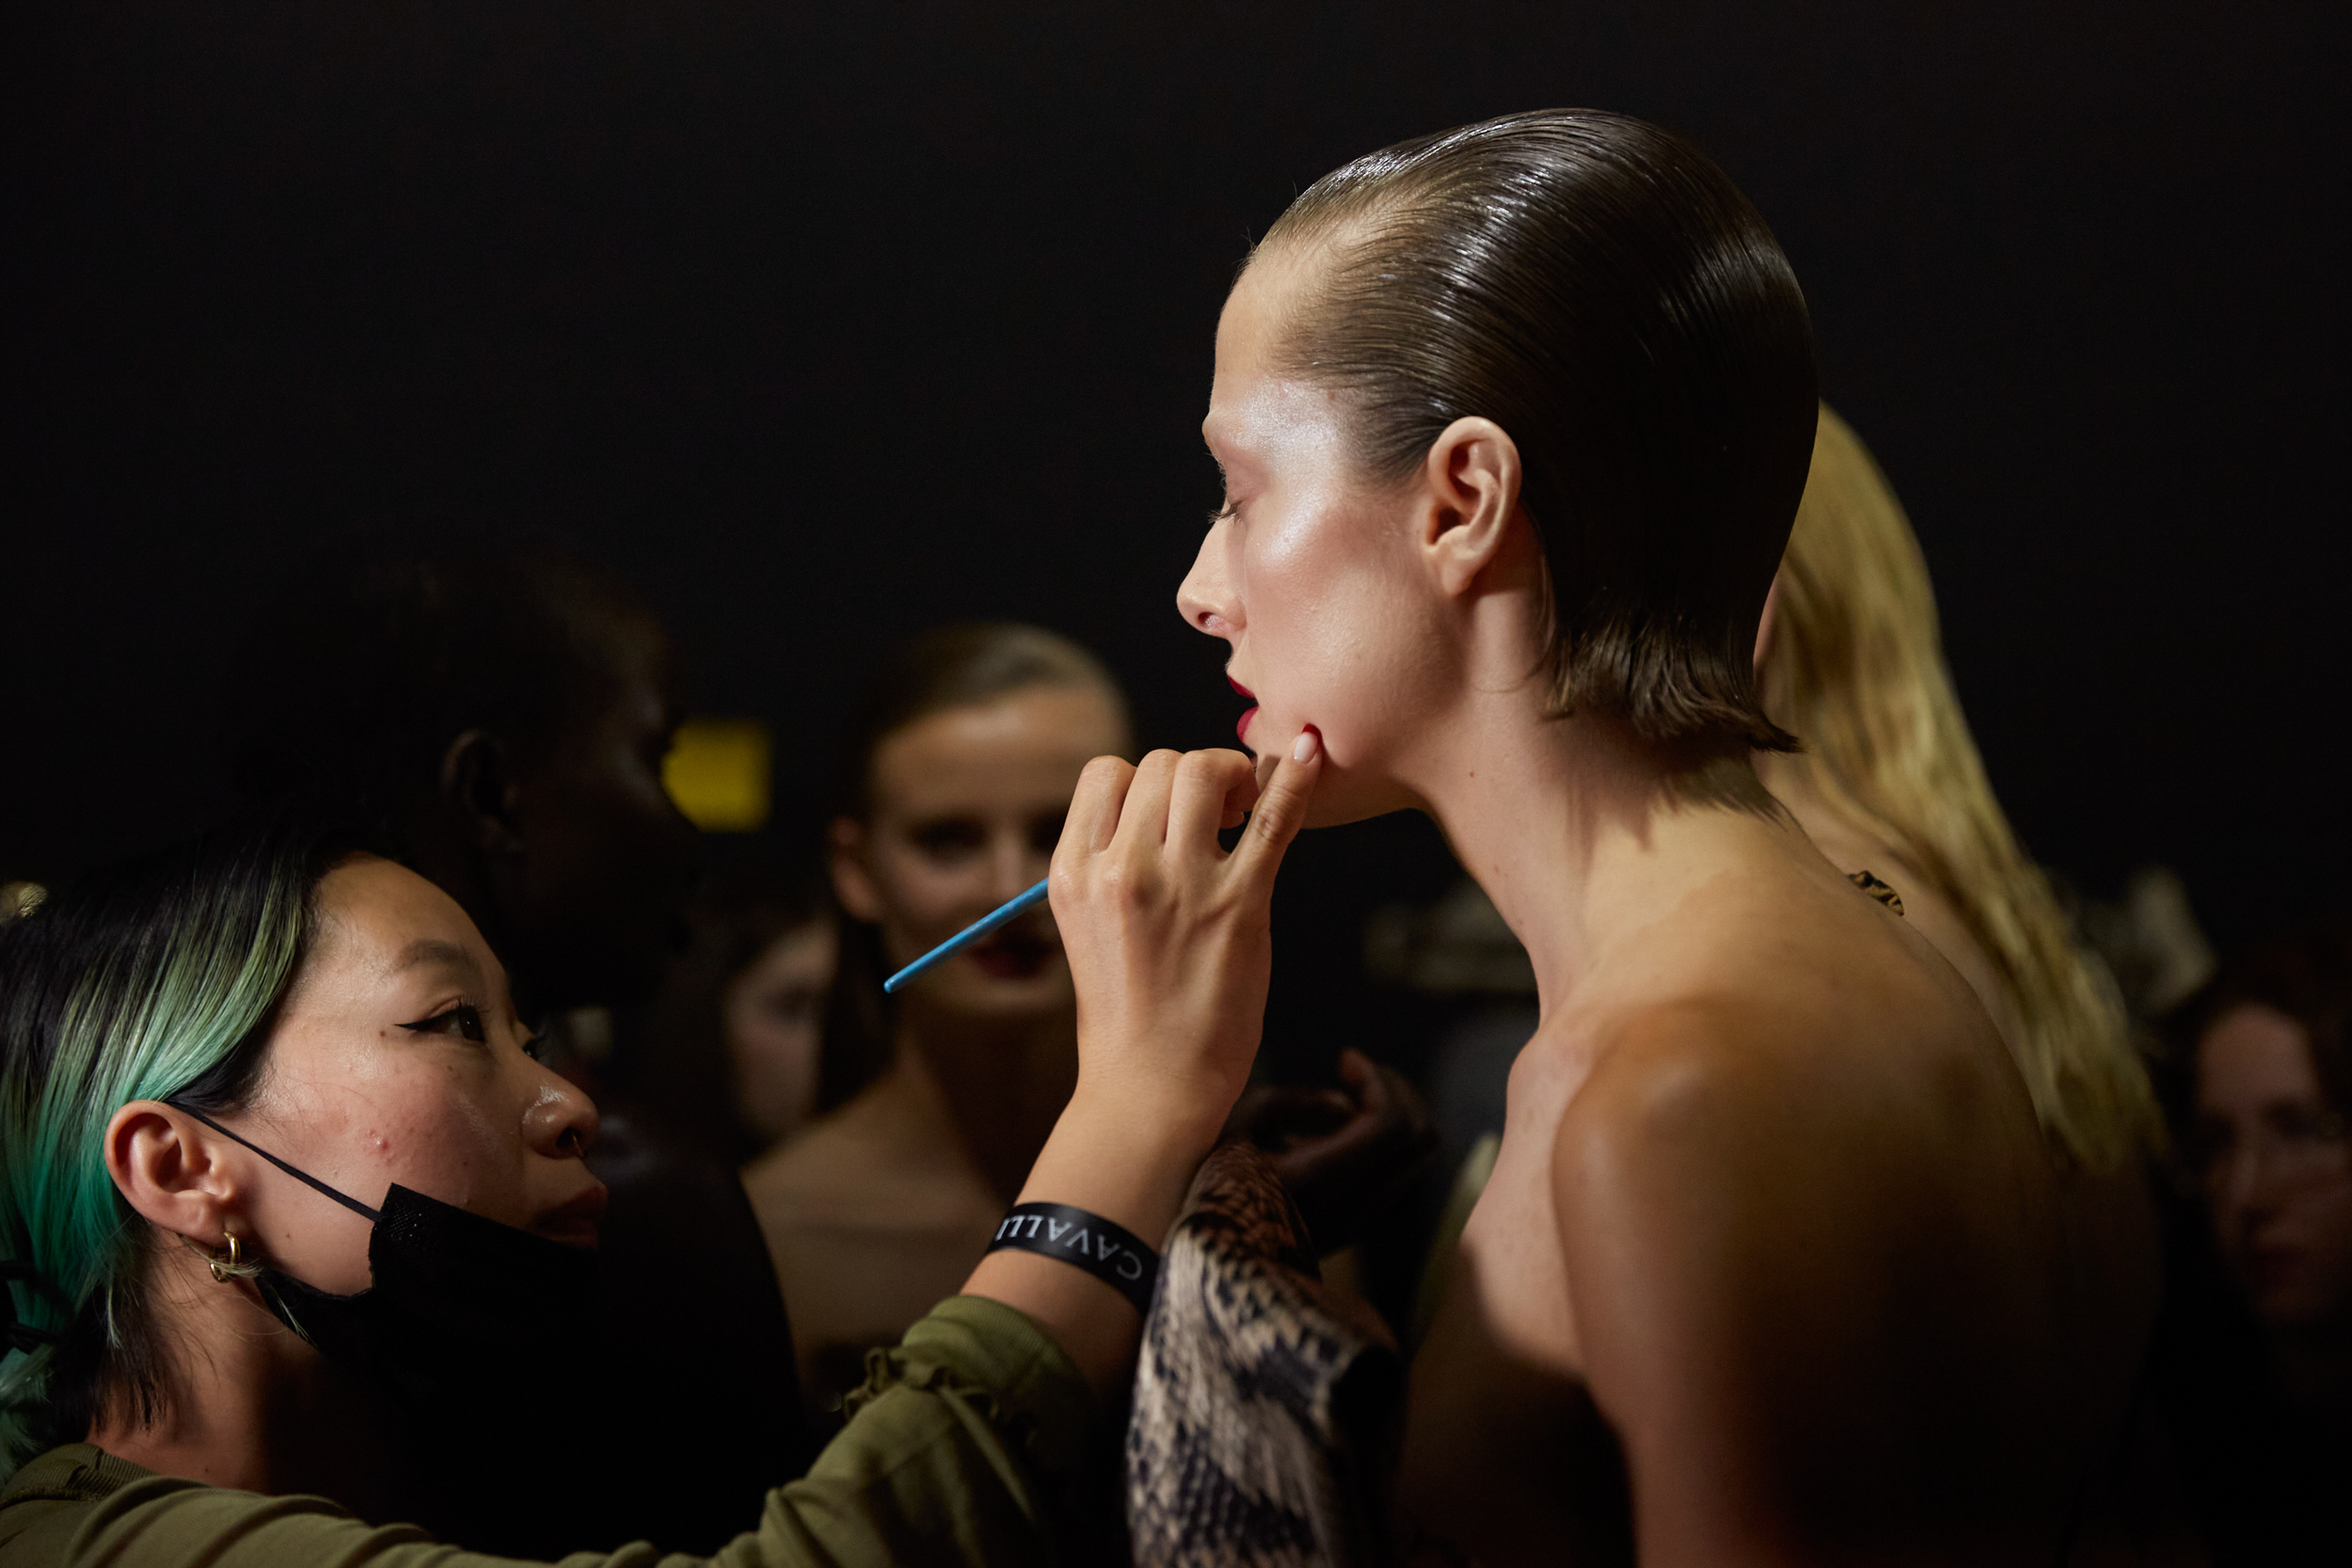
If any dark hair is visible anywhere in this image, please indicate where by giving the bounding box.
[827,623,1129,819]
[1258,109,1818,753]
[821,624,1130,1101]
[2182,918,2352,1118]
[0,808,358,1476]
[217,527,663,843]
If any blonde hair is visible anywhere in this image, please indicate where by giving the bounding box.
[1760,406,2158,1172]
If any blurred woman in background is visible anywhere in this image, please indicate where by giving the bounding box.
[1753,404,2177,1553]
[1754,404,2161,1175]
[718,879,842,1151]
[2164,921,2352,1561]
[2192,927,2352,1401]
[742,623,1134,1426]
[632,862,841,1166]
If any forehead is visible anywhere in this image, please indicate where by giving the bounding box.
[1205,244,1364,470]
[307,856,501,983]
[869,687,1127,817]
[2198,1003,2322,1109]
[1207,248,1318,432]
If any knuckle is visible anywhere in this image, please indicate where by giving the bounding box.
[1098,859,1151,910]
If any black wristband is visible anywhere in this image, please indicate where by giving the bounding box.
[985,1202,1160,1315]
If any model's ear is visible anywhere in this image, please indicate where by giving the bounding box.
[439,728,525,859]
[1420,416,1526,598]
[1753,573,1786,677]
[104,1101,250,1249]
[829,817,883,924]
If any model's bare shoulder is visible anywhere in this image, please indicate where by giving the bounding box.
[1546,984,2075,1561]
[1547,994,1884,1388]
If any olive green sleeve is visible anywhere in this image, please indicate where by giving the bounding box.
[712,1294,1112,1568]
[0,1296,1110,1568]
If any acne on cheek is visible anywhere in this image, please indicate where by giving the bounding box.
[335,1071,493,1208]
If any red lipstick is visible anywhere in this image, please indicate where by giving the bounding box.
[1228,675,1259,745]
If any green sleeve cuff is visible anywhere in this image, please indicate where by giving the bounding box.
[842,1295,1100,1481]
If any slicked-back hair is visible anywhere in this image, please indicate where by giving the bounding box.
[1258,109,1818,753]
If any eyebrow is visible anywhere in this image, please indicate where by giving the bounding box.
[392,938,482,978]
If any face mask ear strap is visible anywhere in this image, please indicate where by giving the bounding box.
[166,1101,384,1225]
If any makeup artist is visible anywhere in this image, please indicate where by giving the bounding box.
[211,531,806,1550]
[0,687,1324,1563]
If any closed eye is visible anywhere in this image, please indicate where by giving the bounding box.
[402,1004,488,1044]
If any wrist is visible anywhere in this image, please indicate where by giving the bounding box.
[1017,1081,1221,1249]
[1065,1074,1229,1166]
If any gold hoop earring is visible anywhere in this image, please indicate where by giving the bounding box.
[207,1230,244,1284]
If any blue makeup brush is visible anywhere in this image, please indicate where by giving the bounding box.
[882,879,1052,994]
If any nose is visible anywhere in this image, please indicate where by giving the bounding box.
[1178,518,1239,639]
[2212,1137,2285,1241]
[991,823,1041,905]
[525,1069,602,1161]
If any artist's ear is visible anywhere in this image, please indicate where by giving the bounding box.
[1753,573,1785,676]
[1419,417,1527,599]
[829,817,883,924]
[104,1101,249,1248]
[440,728,525,860]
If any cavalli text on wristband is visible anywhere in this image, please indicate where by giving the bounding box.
[985,1201,1160,1315]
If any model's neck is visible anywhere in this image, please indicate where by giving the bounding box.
[88,1242,387,1510]
[1405,695,1777,1012]
[882,1003,1079,1205]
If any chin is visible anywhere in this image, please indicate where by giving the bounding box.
[1298,765,1416,830]
[935,969,1075,1018]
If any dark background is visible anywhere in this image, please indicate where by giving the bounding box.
[5,2,2345,1063]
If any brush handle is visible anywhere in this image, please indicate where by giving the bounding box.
[882,879,1053,994]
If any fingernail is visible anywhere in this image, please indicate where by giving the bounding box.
[1293,726,1321,764]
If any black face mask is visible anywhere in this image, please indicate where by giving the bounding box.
[168,1104,599,1404]
[168,1103,619,1554]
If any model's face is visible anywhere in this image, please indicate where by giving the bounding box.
[503,622,696,1014]
[1179,246,1447,826]
[2197,1003,2352,1330]
[723,917,837,1143]
[837,684,1129,1021]
[235,857,607,1295]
